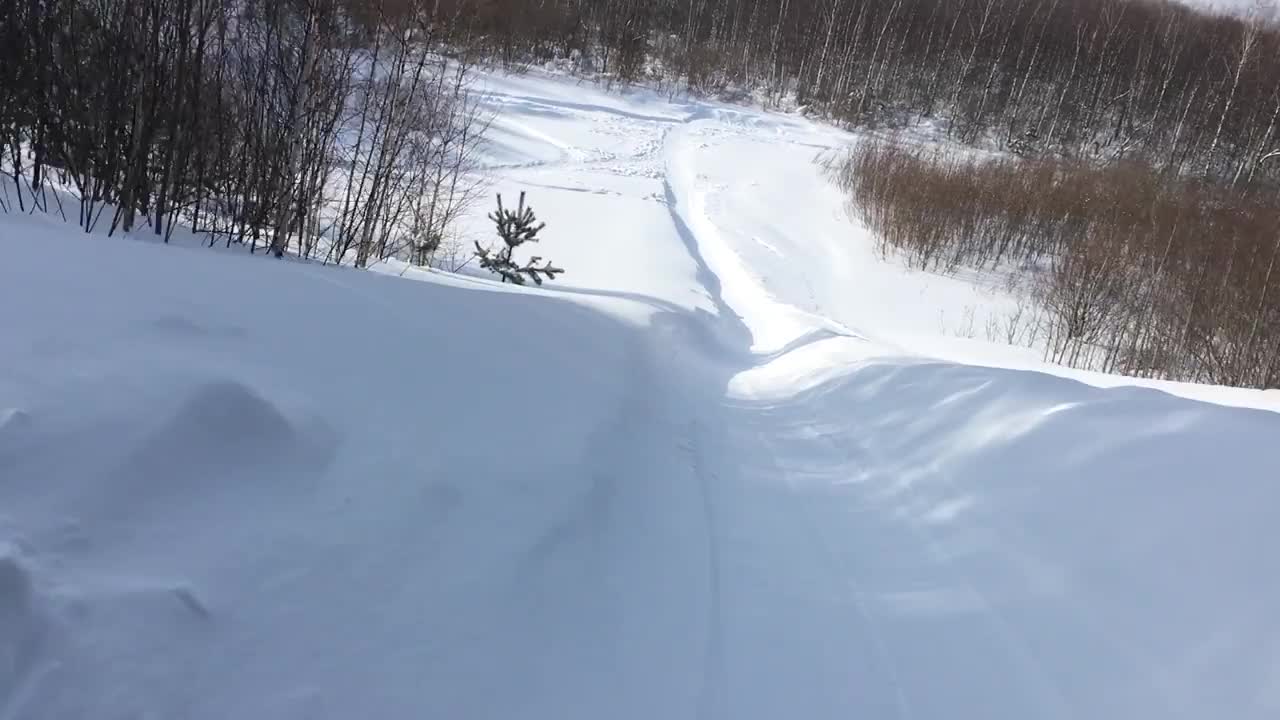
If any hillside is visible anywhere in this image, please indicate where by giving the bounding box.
[3,69,1280,719]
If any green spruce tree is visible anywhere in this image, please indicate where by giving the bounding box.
[475,192,564,285]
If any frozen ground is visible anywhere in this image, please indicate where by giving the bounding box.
[2,67,1279,719]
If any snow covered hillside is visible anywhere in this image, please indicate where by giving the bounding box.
[3,69,1279,719]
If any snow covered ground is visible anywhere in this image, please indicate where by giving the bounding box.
[2,67,1279,719]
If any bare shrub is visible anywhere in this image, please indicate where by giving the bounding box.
[838,141,1280,388]
[0,0,488,268]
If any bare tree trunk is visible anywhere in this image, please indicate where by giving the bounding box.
[1205,17,1260,177]
[271,2,321,258]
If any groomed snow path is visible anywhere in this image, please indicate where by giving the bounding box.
[3,70,1280,719]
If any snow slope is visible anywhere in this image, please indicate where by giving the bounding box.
[465,69,1279,410]
[2,68,1280,719]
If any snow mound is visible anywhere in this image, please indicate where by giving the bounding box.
[724,342,1280,718]
[0,408,31,434]
[118,379,302,482]
[0,408,33,457]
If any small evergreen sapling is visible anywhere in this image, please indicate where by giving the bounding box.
[475,192,564,285]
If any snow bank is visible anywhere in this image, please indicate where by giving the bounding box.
[728,338,1280,718]
[0,213,716,718]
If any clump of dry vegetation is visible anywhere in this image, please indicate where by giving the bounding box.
[834,141,1280,388]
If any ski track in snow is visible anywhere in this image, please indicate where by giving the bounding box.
[2,67,1280,719]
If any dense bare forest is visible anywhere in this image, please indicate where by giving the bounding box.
[1,0,485,265]
[446,0,1280,182]
[5,0,1279,245]
[7,0,1279,234]
[837,142,1280,387]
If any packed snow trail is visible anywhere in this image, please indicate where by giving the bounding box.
[2,69,1280,719]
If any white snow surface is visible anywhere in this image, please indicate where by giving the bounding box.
[3,68,1280,719]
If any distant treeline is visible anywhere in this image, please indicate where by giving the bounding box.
[448,0,1279,181]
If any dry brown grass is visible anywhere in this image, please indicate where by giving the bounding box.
[834,141,1280,388]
